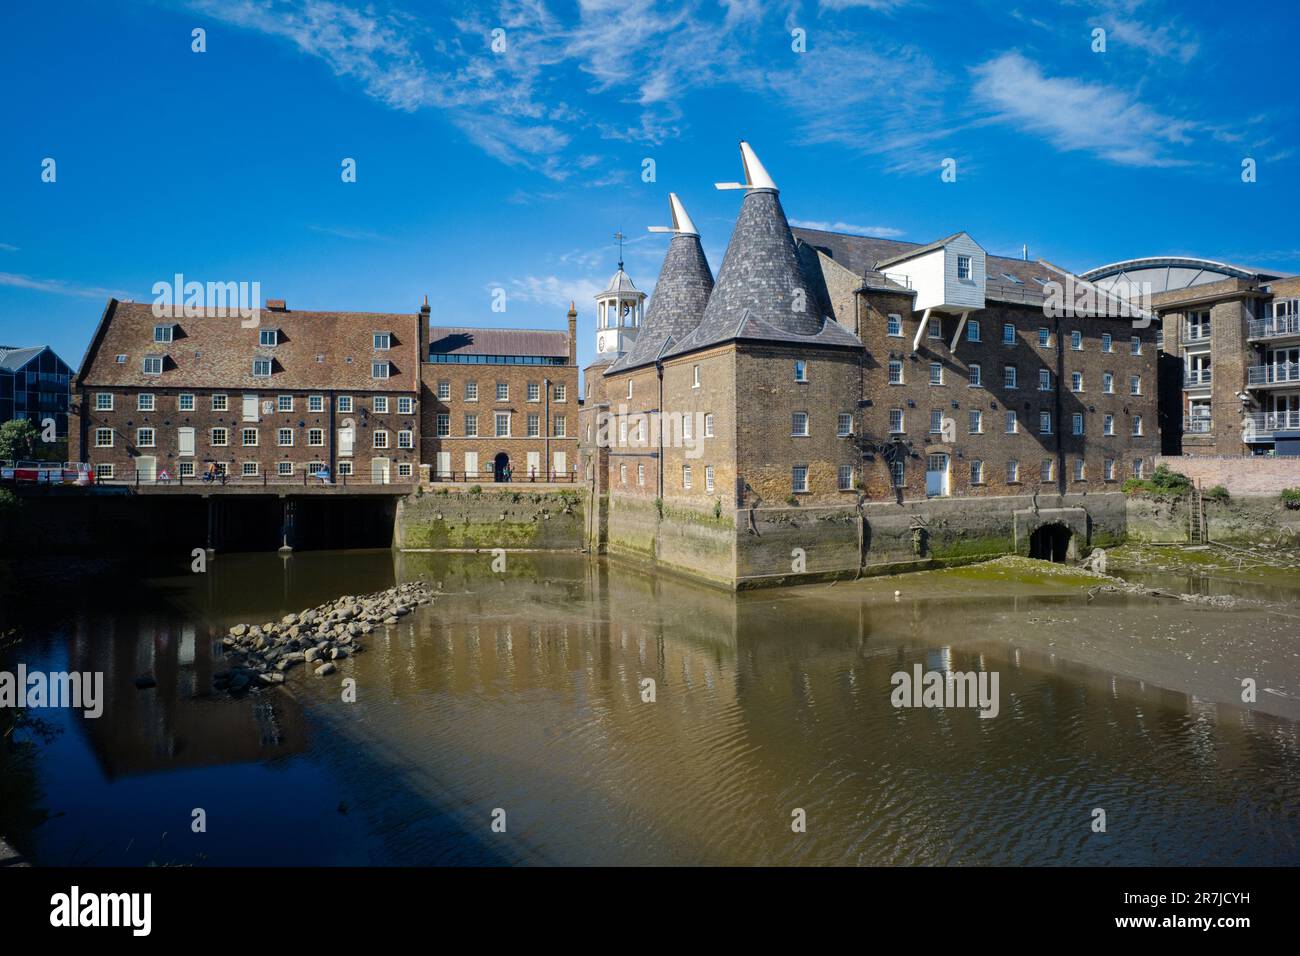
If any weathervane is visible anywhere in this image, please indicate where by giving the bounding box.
[613,231,626,270]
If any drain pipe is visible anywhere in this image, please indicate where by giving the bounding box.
[656,360,665,501]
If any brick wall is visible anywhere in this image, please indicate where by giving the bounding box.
[858,295,1160,500]
[1154,454,1300,495]
[72,386,420,482]
[420,363,579,481]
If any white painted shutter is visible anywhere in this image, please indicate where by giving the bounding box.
[178,427,195,457]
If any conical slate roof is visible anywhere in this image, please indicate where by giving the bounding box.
[606,196,714,375]
[693,188,821,339]
[663,143,861,358]
[606,235,714,375]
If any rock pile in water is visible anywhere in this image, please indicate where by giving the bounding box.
[214,581,434,694]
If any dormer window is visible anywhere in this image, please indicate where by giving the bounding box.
[142,356,164,375]
[371,361,391,379]
[116,354,127,364]
[154,324,175,343]
[374,332,392,350]
[259,329,279,347]
[252,358,272,377]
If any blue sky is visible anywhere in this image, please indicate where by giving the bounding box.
[2,0,1296,373]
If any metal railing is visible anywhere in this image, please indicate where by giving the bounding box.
[1183,368,1212,387]
[427,469,578,484]
[1248,315,1300,340]
[1183,325,1212,342]
[1247,362,1300,386]
[1183,416,1213,434]
[93,470,416,488]
[1243,411,1300,439]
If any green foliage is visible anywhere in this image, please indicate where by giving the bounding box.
[713,498,722,520]
[654,497,664,518]
[1204,484,1230,502]
[468,485,482,495]
[784,494,799,507]
[0,487,18,514]
[1122,465,1192,497]
[1282,487,1300,509]
[0,419,40,461]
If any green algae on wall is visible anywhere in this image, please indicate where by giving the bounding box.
[396,490,584,551]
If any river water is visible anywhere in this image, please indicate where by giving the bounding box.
[2,550,1298,866]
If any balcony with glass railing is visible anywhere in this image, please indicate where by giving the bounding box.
[1182,367,1212,388]
[1248,314,1300,342]
[1243,410,1300,440]
[1247,362,1300,387]
[1183,324,1212,343]
[1183,415,1212,434]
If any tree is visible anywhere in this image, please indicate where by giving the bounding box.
[0,419,40,461]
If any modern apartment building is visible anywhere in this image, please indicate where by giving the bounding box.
[0,345,73,439]
[1082,260,1300,456]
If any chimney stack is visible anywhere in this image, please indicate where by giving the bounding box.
[419,295,431,367]
[567,300,577,365]
[1022,244,1029,261]
[266,298,287,311]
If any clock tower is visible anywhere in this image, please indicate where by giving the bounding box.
[594,237,645,359]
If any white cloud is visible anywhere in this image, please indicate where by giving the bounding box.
[308,225,390,241]
[500,274,606,306]
[0,243,18,252]
[0,272,130,299]
[789,219,904,238]
[818,0,915,10]
[970,51,1196,168]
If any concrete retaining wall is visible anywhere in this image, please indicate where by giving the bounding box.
[395,488,584,551]
[1125,493,1300,545]
[607,489,1130,589]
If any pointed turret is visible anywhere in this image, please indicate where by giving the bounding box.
[606,193,714,374]
[691,140,822,342]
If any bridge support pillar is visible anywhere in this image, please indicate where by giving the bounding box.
[205,497,217,557]
[278,498,295,554]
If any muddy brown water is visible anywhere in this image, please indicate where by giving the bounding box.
[2,550,1298,865]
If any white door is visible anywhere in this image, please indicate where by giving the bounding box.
[338,424,354,457]
[371,458,390,484]
[464,451,478,480]
[242,394,259,422]
[526,450,540,478]
[178,427,195,457]
[553,451,566,479]
[136,456,157,483]
[436,452,451,479]
[925,454,949,497]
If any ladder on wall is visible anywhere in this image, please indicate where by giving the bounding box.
[1188,485,1206,544]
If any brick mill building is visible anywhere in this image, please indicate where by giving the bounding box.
[421,314,580,482]
[579,141,1161,585]
[71,299,424,483]
[1080,259,1300,456]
